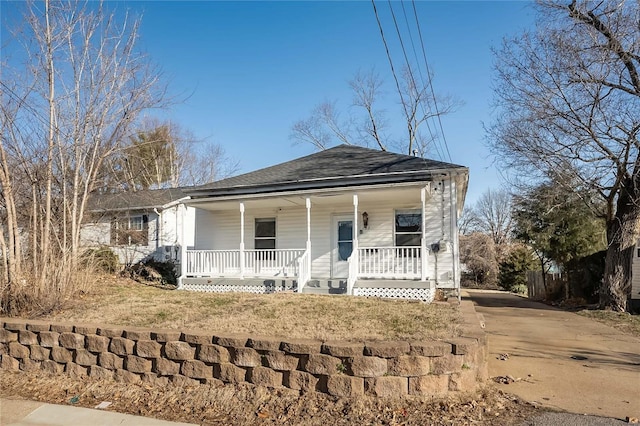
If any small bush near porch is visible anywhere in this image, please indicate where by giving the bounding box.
[44,277,461,341]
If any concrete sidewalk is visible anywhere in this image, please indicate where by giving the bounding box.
[0,398,197,426]
[466,290,640,421]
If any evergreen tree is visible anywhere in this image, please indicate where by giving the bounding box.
[498,245,535,293]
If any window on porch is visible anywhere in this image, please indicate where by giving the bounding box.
[255,218,276,261]
[395,210,421,256]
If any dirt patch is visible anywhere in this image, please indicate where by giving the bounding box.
[41,276,461,341]
[0,370,540,425]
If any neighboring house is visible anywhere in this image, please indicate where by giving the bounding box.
[631,242,640,311]
[178,145,468,301]
[81,188,195,267]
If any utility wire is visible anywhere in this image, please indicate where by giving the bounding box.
[399,0,447,161]
[0,79,71,141]
[411,0,452,162]
[387,0,444,161]
[370,0,412,143]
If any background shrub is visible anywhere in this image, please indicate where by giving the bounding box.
[81,247,119,274]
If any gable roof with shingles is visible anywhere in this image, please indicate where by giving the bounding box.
[86,188,187,212]
[186,145,467,198]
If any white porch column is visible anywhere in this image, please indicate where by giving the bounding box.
[306,197,312,278]
[239,202,245,279]
[352,194,359,295]
[353,194,359,252]
[421,187,427,282]
[178,203,187,289]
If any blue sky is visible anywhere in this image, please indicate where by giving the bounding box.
[2,1,536,205]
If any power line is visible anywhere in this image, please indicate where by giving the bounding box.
[370,0,412,146]
[387,0,444,161]
[399,0,447,161]
[1,80,50,129]
[411,0,452,162]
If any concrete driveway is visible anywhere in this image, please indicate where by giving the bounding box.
[466,290,640,421]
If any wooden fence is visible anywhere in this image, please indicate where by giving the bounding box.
[526,271,566,301]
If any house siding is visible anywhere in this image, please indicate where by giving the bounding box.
[81,206,195,266]
[632,242,640,302]
[80,211,159,265]
[195,209,240,250]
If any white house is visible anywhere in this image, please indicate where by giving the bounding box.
[178,145,468,301]
[630,242,640,311]
[81,188,195,267]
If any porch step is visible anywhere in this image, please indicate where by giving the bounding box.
[301,279,348,295]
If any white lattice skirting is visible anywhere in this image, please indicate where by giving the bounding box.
[182,283,294,294]
[353,287,435,302]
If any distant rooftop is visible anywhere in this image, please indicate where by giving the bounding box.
[86,188,187,212]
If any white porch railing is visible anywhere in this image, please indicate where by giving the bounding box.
[244,249,305,277]
[297,250,311,293]
[187,246,427,294]
[186,250,241,276]
[356,246,423,279]
[185,248,307,279]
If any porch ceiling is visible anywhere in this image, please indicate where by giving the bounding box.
[190,185,428,211]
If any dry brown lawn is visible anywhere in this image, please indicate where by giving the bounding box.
[44,276,461,341]
[577,309,640,338]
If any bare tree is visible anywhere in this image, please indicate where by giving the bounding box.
[488,0,640,311]
[100,117,238,192]
[289,101,352,150]
[291,67,459,157]
[179,141,240,186]
[349,70,388,151]
[0,0,167,313]
[469,189,513,248]
[458,205,478,236]
[459,232,499,287]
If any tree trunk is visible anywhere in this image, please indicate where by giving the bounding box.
[0,217,9,283]
[0,143,22,283]
[601,185,639,311]
[41,0,55,284]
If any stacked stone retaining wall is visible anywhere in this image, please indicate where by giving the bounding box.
[0,300,487,398]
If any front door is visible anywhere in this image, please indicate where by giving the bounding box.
[332,215,354,278]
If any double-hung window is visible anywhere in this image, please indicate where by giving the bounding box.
[111,214,149,246]
[254,218,276,250]
[395,209,422,250]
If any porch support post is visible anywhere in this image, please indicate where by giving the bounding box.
[239,202,245,279]
[306,197,311,278]
[351,194,359,295]
[421,187,427,282]
[178,203,187,289]
[353,194,359,252]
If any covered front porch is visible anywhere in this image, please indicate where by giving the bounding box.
[179,185,439,299]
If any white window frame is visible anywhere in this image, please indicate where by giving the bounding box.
[254,217,276,250]
[129,215,144,231]
[111,214,148,246]
[394,209,422,247]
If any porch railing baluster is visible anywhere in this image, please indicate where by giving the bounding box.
[356,246,426,280]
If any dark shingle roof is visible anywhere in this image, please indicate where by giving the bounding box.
[186,145,466,198]
[86,188,187,212]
